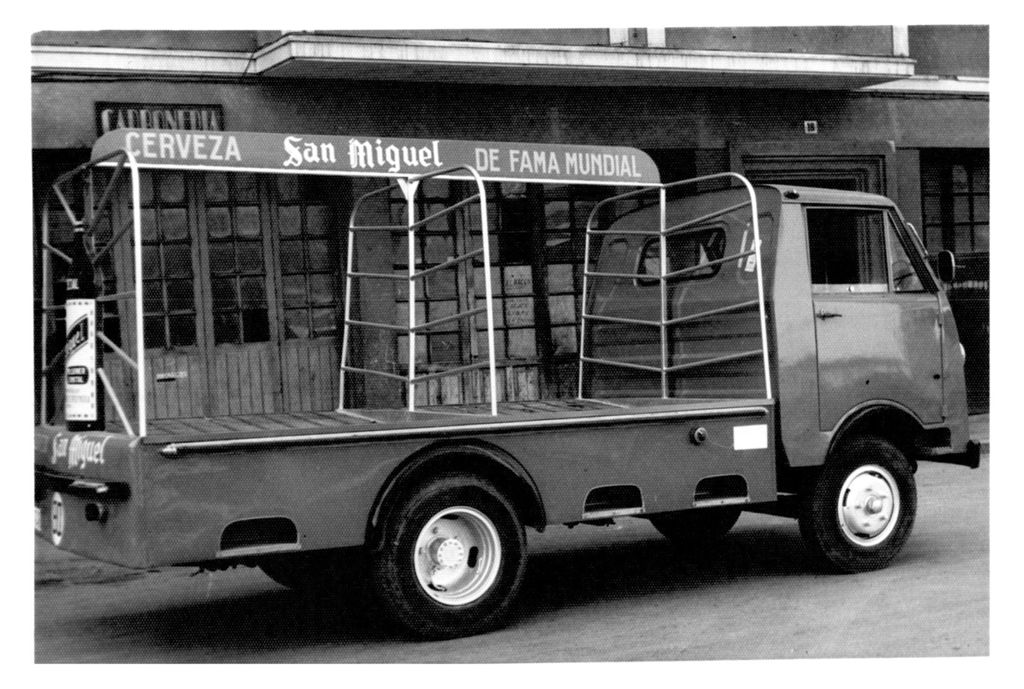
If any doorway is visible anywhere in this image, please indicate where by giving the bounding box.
[740,152,887,194]
[123,170,348,419]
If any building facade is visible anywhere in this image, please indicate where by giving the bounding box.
[32,27,989,422]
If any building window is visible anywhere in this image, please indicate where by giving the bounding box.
[537,184,604,357]
[390,179,469,369]
[275,175,341,340]
[474,182,540,363]
[386,180,608,387]
[141,171,197,349]
[920,149,989,255]
[471,182,606,363]
[204,172,270,345]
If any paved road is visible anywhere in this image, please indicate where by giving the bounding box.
[35,456,988,663]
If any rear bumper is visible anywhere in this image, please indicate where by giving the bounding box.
[922,440,982,469]
[35,465,132,502]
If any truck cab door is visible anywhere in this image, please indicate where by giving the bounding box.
[807,206,943,430]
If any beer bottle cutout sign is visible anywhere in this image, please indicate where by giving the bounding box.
[64,226,104,431]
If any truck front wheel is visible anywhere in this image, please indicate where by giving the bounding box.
[370,475,527,639]
[799,436,916,573]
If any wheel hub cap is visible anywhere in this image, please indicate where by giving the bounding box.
[413,506,502,606]
[838,464,900,547]
[431,538,466,568]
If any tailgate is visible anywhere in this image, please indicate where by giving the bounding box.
[34,425,150,568]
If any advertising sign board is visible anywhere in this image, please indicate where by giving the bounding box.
[92,129,661,186]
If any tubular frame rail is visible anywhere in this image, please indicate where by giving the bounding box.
[39,149,145,436]
[339,166,499,416]
[577,172,772,401]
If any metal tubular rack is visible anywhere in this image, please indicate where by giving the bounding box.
[339,166,499,416]
[578,173,772,401]
[39,150,146,435]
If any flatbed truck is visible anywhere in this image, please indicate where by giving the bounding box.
[35,130,980,639]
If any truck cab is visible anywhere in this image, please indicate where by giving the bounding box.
[586,184,975,473]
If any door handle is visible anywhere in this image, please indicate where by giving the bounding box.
[816,310,843,320]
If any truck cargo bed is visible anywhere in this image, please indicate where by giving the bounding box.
[146,397,772,447]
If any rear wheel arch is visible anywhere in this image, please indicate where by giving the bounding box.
[366,440,546,543]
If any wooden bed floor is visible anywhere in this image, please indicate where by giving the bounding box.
[144,397,764,444]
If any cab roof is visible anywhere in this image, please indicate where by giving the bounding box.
[763,184,895,207]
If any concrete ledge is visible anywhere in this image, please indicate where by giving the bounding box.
[33,34,915,89]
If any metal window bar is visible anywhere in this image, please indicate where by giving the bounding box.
[96,367,135,436]
[97,331,138,372]
[41,241,73,265]
[40,149,145,436]
[663,200,752,237]
[339,166,498,416]
[578,172,771,401]
[582,299,759,329]
[582,253,753,281]
[665,349,764,373]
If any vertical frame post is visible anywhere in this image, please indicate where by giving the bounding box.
[658,186,669,399]
[127,152,147,436]
[39,203,51,424]
[474,174,498,416]
[577,218,593,400]
[742,178,772,401]
[337,216,357,411]
[399,178,420,412]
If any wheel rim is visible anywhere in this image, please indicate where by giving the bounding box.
[837,464,900,547]
[413,506,502,606]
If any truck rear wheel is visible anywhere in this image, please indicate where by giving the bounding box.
[799,436,916,573]
[649,507,741,546]
[370,475,527,639]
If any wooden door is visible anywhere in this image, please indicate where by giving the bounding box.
[270,174,345,413]
[135,170,212,420]
[198,172,283,416]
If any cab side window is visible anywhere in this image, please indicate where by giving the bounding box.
[886,215,926,292]
[807,208,888,293]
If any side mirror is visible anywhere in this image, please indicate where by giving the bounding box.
[937,250,957,283]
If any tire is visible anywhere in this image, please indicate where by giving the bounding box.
[649,507,741,546]
[799,436,917,573]
[369,474,528,640]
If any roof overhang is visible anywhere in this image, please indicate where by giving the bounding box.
[34,33,916,90]
[859,75,988,96]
